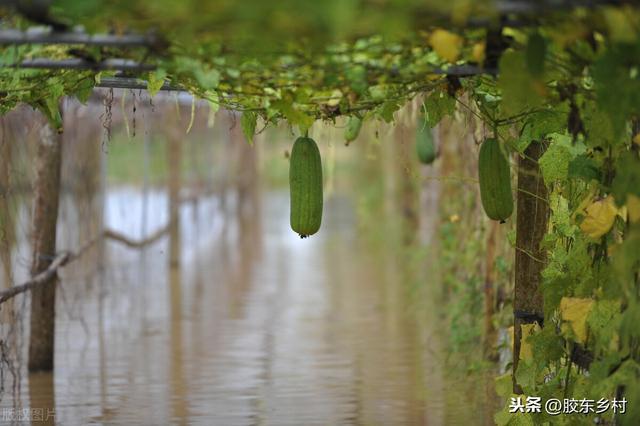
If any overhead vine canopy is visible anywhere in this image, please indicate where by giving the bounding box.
[1,0,639,138]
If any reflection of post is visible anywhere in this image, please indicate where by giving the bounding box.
[142,111,151,240]
[395,122,418,245]
[168,265,188,423]
[96,106,109,413]
[167,132,182,268]
[219,111,233,216]
[140,106,151,328]
[28,114,63,372]
[28,371,56,426]
[165,106,187,421]
[228,126,262,310]
[64,102,102,272]
[227,111,257,218]
[236,126,258,220]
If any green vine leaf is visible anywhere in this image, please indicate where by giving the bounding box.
[612,152,640,204]
[498,50,544,116]
[72,78,95,104]
[516,109,567,153]
[568,154,601,183]
[271,99,314,134]
[147,69,167,98]
[525,32,546,77]
[240,111,258,145]
[377,100,400,123]
[538,141,573,185]
[423,89,455,127]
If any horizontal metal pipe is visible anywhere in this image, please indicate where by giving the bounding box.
[0,28,158,47]
[14,58,156,71]
[95,76,182,91]
[10,59,492,76]
[93,66,495,92]
[432,65,498,76]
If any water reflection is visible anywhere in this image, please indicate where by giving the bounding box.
[0,187,487,425]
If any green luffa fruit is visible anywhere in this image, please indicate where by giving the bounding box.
[344,116,362,145]
[416,121,436,164]
[478,138,513,222]
[289,136,323,238]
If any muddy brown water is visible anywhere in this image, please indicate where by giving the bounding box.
[0,189,489,425]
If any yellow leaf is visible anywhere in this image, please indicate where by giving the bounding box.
[451,0,473,25]
[617,205,627,221]
[508,325,514,349]
[520,323,539,361]
[580,196,618,239]
[560,297,594,344]
[573,189,597,220]
[429,29,463,63]
[508,323,540,362]
[628,194,640,223]
[609,333,620,352]
[326,89,342,107]
[633,133,640,146]
[603,6,637,43]
[472,42,485,64]
[548,22,589,48]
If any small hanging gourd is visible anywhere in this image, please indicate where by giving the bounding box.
[344,116,363,146]
[289,136,323,237]
[478,138,513,222]
[416,119,437,164]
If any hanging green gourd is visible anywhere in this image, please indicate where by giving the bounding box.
[344,116,363,146]
[416,117,437,164]
[289,136,323,238]
[478,138,513,222]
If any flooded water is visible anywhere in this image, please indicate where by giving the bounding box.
[0,187,489,425]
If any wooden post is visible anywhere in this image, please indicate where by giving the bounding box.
[28,116,63,372]
[513,141,549,393]
[0,117,14,289]
[0,117,16,327]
